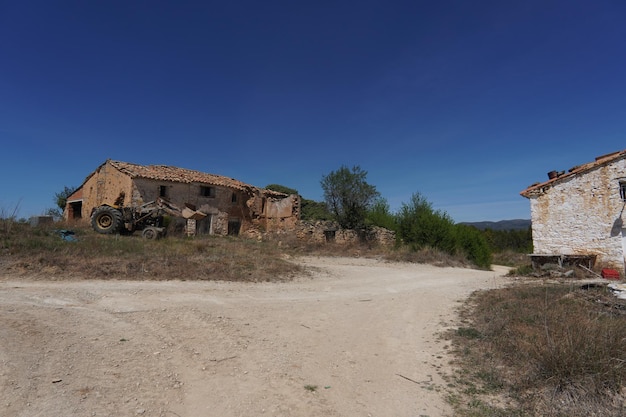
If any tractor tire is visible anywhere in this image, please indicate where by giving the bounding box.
[91,206,123,234]
[142,227,160,240]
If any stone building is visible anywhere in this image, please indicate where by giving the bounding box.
[65,160,300,236]
[520,150,626,271]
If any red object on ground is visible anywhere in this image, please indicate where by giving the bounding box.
[601,268,620,280]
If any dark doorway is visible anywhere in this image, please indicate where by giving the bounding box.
[69,201,83,219]
[228,218,241,236]
[197,215,213,235]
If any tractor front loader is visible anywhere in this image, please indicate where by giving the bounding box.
[90,197,206,239]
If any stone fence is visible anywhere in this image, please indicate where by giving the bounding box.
[293,221,396,247]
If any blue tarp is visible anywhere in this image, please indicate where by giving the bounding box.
[55,229,78,242]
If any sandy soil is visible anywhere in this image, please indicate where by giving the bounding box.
[0,256,510,417]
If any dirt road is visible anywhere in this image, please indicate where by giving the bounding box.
[0,256,510,417]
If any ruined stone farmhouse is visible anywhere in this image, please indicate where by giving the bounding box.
[65,160,300,236]
[520,149,626,272]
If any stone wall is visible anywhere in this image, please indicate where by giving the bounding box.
[294,221,396,247]
[77,162,134,220]
[257,194,300,232]
[528,158,626,269]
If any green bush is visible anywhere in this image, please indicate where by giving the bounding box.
[482,227,533,253]
[397,192,456,252]
[366,198,397,231]
[454,224,492,269]
[395,193,492,268]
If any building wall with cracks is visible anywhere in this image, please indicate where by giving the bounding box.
[522,151,626,271]
[65,160,300,237]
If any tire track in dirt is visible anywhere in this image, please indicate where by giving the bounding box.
[0,257,510,417]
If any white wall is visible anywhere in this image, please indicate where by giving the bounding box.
[529,158,626,269]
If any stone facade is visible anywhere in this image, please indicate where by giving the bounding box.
[521,150,626,271]
[65,160,300,236]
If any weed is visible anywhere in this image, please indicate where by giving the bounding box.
[456,327,482,339]
[304,384,318,392]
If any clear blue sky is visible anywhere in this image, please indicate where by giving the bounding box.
[1,1,625,222]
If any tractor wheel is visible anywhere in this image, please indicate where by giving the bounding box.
[91,206,123,234]
[142,227,160,240]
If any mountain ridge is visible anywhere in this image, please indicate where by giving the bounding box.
[461,219,531,231]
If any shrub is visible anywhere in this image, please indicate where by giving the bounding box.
[396,193,492,268]
[453,224,492,269]
[397,192,456,253]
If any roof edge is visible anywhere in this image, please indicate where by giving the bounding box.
[520,149,626,198]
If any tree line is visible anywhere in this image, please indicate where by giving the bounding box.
[269,165,532,269]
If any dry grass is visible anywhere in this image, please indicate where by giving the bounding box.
[492,250,530,267]
[0,222,402,281]
[447,282,626,416]
[1,223,305,282]
[4,220,626,416]
[385,245,474,268]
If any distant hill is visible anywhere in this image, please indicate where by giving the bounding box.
[461,219,531,231]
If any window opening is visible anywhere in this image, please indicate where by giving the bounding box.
[620,181,626,202]
[231,192,237,203]
[159,185,167,197]
[200,186,215,198]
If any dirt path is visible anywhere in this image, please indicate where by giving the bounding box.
[0,257,510,417]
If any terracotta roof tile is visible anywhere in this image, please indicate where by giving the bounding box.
[520,149,626,198]
[109,160,256,193]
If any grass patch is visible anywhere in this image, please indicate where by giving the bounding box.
[456,327,482,340]
[1,223,305,281]
[384,245,473,268]
[447,283,626,416]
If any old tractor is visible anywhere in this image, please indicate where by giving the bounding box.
[90,197,206,239]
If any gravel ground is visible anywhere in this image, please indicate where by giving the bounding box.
[0,256,510,417]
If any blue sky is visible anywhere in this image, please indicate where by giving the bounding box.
[1,1,625,222]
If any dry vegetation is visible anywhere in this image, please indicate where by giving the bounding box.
[2,220,626,416]
[447,281,626,416]
[1,223,308,282]
[0,221,473,281]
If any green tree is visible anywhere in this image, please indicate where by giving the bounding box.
[366,197,397,231]
[265,184,298,195]
[55,186,78,211]
[396,192,455,253]
[321,165,380,229]
[483,227,533,253]
[301,199,332,221]
[47,185,78,218]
